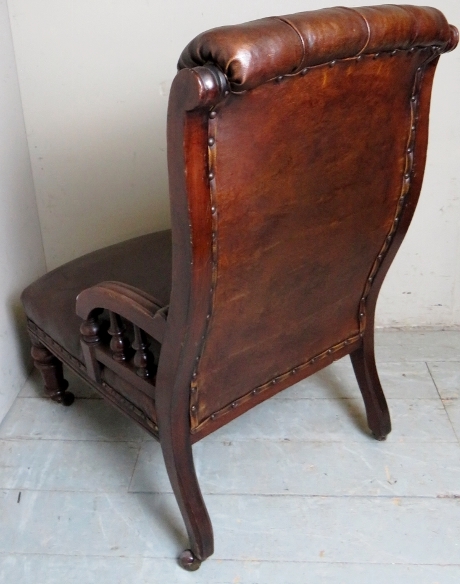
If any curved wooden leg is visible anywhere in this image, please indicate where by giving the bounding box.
[30,340,74,406]
[350,336,391,441]
[158,414,213,570]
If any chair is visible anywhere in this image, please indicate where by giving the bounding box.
[21,4,457,570]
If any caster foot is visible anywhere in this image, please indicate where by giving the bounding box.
[372,432,387,441]
[178,549,201,571]
[53,390,75,407]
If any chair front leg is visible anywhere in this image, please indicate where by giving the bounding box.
[30,339,74,406]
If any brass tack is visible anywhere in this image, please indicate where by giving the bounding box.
[206,314,210,320]
[356,55,362,62]
[208,172,215,180]
[300,67,309,75]
[360,312,365,317]
[208,137,215,146]
[252,389,257,395]
[390,50,397,57]
[192,372,197,379]
[209,111,217,119]
[224,90,229,96]
[378,254,383,260]
[311,357,316,364]
[400,196,405,202]
[276,75,283,82]
[211,414,216,420]
[361,297,365,302]
[191,405,196,412]
[195,356,199,362]
[394,218,399,223]
[191,387,197,393]
[368,277,372,283]
[373,53,380,59]
[329,60,336,67]
[386,236,392,243]
[327,349,332,355]
[271,379,276,385]
[292,368,297,374]
[231,402,237,408]
[411,96,416,102]
[407,147,412,153]
[404,172,410,179]
[411,125,416,131]
[345,339,350,345]
[211,205,216,213]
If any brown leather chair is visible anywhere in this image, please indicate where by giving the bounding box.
[21,4,457,571]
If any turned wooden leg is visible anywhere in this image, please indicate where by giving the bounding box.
[30,340,74,406]
[350,335,391,441]
[158,411,213,570]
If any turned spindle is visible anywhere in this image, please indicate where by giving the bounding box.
[133,325,150,378]
[108,311,127,362]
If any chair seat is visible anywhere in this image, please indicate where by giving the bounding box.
[21,230,172,361]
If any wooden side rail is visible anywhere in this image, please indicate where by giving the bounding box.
[76,281,168,390]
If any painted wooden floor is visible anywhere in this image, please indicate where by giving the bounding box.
[1,329,460,583]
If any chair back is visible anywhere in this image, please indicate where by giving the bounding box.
[163,5,457,436]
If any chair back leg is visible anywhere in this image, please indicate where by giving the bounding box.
[350,333,391,441]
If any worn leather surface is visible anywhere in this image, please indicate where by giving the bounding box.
[184,4,458,426]
[195,51,426,422]
[179,5,455,91]
[22,230,172,359]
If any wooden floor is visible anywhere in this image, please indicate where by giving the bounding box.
[1,329,460,583]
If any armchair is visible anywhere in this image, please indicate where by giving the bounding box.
[21,4,457,570]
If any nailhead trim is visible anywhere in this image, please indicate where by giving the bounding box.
[356,50,435,335]
[195,332,361,431]
[190,47,436,429]
[189,95,221,427]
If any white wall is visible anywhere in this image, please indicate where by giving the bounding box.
[0,0,46,422]
[6,0,460,327]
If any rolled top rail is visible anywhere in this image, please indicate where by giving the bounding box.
[178,5,457,91]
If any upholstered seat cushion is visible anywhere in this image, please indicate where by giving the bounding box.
[21,230,172,361]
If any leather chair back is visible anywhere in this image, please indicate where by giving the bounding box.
[163,6,457,437]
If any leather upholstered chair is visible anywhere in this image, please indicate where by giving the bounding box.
[21,4,457,570]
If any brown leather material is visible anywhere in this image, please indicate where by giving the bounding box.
[190,48,441,428]
[21,230,172,360]
[178,5,455,91]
